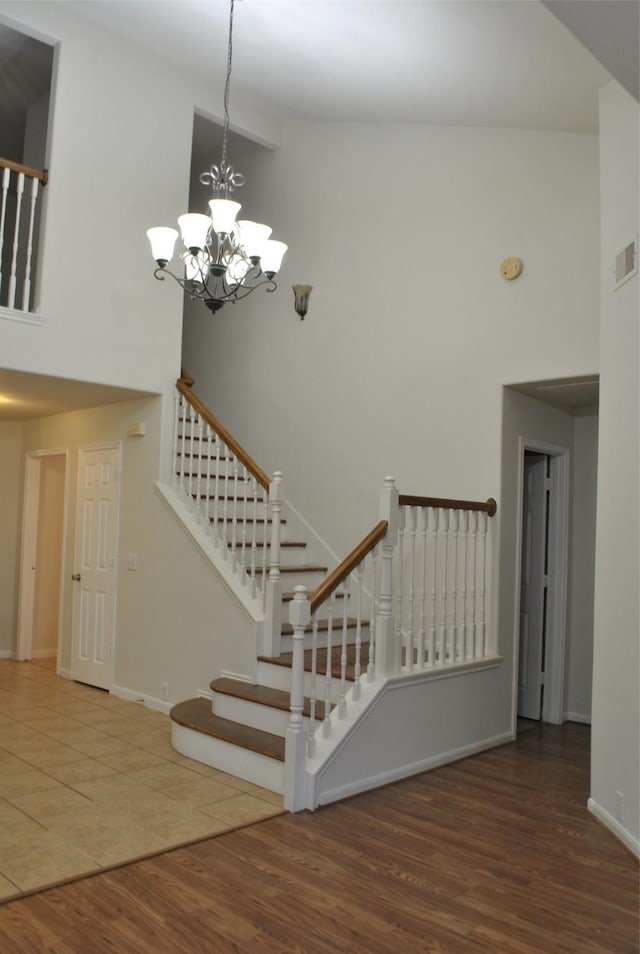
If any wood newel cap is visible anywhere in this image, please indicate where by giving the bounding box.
[179,369,195,388]
[486,497,497,517]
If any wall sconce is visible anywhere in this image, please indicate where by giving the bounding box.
[292,284,312,320]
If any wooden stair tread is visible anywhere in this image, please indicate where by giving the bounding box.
[170,698,285,761]
[211,678,328,720]
[282,590,345,602]
[259,642,370,682]
[279,564,328,574]
[281,617,366,635]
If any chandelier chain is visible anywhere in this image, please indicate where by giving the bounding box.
[220,0,235,173]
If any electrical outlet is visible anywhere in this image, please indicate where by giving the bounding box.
[160,682,169,701]
[615,790,624,822]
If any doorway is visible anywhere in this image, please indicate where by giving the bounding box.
[515,439,569,728]
[16,449,68,666]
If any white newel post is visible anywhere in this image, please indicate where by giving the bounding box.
[263,471,283,656]
[376,476,398,676]
[284,585,310,812]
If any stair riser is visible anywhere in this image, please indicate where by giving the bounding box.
[256,661,345,704]
[212,692,321,737]
[279,570,327,590]
[171,722,284,795]
[278,632,369,654]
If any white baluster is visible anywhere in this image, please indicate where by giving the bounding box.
[353,564,364,700]
[376,477,398,677]
[322,593,336,738]
[338,576,351,718]
[248,476,259,595]
[21,177,39,312]
[211,427,221,542]
[187,405,197,506]
[229,458,240,567]
[284,586,310,813]
[417,507,428,670]
[470,511,479,658]
[221,446,231,558]
[308,611,319,757]
[204,423,214,535]
[461,511,470,659]
[367,544,379,681]
[0,166,10,298]
[451,510,459,660]
[479,510,489,657]
[406,506,417,671]
[7,172,24,310]
[172,389,181,491]
[429,508,438,667]
[195,416,204,524]
[395,505,406,670]
[263,472,283,655]
[238,465,250,570]
[440,510,449,664]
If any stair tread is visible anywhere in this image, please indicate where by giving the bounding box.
[170,698,285,761]
[211,678,328,720]
[279,564,328,574]
[258,643,370,682]
[282,590,345,602]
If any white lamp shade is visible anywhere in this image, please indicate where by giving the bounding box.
[178,213,211,251]
[225,255,250,287]
[237,220,272,259]
[183,251,208,283]
[260,240,287,275]
[209,199,241,235]
[147,227,178,263]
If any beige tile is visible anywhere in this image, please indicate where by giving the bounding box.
[1,735,56,756]
[0,821,62,862]
[199,793,284,827]
[137,710,171,730]
[97,718,147,739]
[137,809,231,844]
[70,773,149,803]
[160,777,242,808]
[17,745,89,770]
[68,737,136,758]
[42,726,107,745]
[122,764,204,790]
[44,759,118,785]
[0,843,99,892]
[138,740,183,762]
[173,758,233,779]
[96,750,166,772]
[17,707,79,726]
[119,789,199,823]
[10,786,93,821]
[0,798,37,827]
[0,753,33,776]
[218,776,280,798]
[118,728,169,749]
[0,770,62,799]
[45,813,168,867]
[0,872,19,900]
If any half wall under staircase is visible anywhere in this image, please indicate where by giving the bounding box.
[159,374,506,812]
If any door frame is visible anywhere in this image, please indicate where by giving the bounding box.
[16,448,70,666]
[512,437,570,728]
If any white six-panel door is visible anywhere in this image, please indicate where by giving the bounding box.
[70,444,121,690]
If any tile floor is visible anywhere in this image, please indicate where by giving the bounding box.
[0,659,283,902]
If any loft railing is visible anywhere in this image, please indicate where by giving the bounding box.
[285,478,497,810]
[0,158,48,315]
[175,373,283,651]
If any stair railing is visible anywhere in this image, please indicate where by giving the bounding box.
[0,157,48,315]
[285,477,497,810]
[175,374,282,652]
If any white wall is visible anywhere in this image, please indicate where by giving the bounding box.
[0,421,23,656]
[20,396,256,704]
[565,407,598,722]
[0,1,283,395]
[32,452,65,656]
[591,82,639,855]
[182,121,600,564]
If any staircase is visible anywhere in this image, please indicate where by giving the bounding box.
[163,374,502,812]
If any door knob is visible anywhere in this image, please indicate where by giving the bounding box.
[71,573,81,581]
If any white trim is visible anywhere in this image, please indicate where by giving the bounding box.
[318,731,513,806]
[388,656,503,690]
[111,684,172,715]
[0,305,44,325]
[0,650,15,660]
[58,666,71,680]
[30,648,57,659]
[564,711,592,724]
[511,438,570,731]
[219,669,253,684]
[588,797,640,858]
[197,689,214,701]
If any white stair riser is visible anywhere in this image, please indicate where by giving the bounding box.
[279,598,351,624]
[256,661,347,704]
[211,692,323,737]
[279,570,327,590]
[279,631,371,654]
[172,722,284,795]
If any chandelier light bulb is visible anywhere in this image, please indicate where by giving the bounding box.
[178,213,211,253]
[261,240,288,278]
[147,227,178,266]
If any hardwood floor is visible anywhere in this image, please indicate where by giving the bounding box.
[0,723,637,953]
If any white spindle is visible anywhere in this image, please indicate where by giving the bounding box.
[284,586,310,813]
[172,390,181,490]
[7,172,24,310]
[338,576,351,718]
[367,544,378,680]
[470,511,478,658]
[417,507,428,670]
[322,593,336,738]
[248,476,259,593]
[21,176,39,311]
[461,511,470,659]
[0,166,10,298]
[211,429,221,540]
[406,506,417,671]
[308,612,319,757]
[353,564,364,700]
[429,508,438,666]
[479,511,489,657]
[451,510,460,660]
[395,506,406,671]
[204,424,214,535]
[195,417,204,524]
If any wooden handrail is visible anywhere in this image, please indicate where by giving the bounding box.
[399,495,497,517]
[309,520,389,614]
[180,368,195,388]
[0,157,48,185]
[176,378,271,491]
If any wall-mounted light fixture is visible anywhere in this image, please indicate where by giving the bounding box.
[292,284,312,320]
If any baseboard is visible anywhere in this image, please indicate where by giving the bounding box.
[318,730,513,807]
[564,711,591,725]
[30,648,57,659]
[0,650,15,660]
[588,797,639,859]
[111,684,172,715]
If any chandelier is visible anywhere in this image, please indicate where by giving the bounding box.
[146,0,286,314]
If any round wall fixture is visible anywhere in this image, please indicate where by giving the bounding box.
[500,257,523,280]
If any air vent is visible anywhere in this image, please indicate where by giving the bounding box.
[614,238,638,291]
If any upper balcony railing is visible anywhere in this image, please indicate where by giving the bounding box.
[0,157,48,318]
